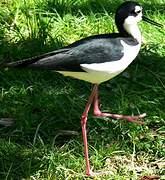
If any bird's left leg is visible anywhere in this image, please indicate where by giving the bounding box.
[93,85,146,125]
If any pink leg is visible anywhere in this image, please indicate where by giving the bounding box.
[93,85,146,125]
[81,84,98,176]
[81,84,146,176]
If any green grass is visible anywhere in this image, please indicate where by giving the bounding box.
[0,0,165,179]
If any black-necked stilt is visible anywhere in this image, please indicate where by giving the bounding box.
[4,1,162,176]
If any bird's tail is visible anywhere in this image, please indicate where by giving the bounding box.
[1,48,68,68]
[1,56,42,68]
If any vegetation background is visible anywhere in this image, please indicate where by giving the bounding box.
[0,0,165,179]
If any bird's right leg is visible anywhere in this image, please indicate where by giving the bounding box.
[81,84,98,176]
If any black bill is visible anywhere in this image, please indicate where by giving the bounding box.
[142,16,163,27]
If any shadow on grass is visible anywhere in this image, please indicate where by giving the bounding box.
[0,1,165,179]
[45,0,164,17]
[0,51,165,179]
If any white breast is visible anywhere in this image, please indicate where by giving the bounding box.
[57,40,141,84]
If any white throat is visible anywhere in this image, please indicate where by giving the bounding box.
[123,16,142,43]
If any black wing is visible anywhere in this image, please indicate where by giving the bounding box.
[6,33,136,72]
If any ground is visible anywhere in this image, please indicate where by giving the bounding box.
[0,0,165,179]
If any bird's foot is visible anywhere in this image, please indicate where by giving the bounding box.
[93,110,146,125]
[86,170,94,177]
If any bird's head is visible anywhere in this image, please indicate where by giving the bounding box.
[115,1,162,37]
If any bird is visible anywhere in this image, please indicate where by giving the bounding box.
[3,1,162,176]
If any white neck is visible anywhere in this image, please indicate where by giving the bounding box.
[124,24,142,43]
[123,16,142,43]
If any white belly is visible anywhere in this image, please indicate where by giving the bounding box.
[57,40,141,84]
